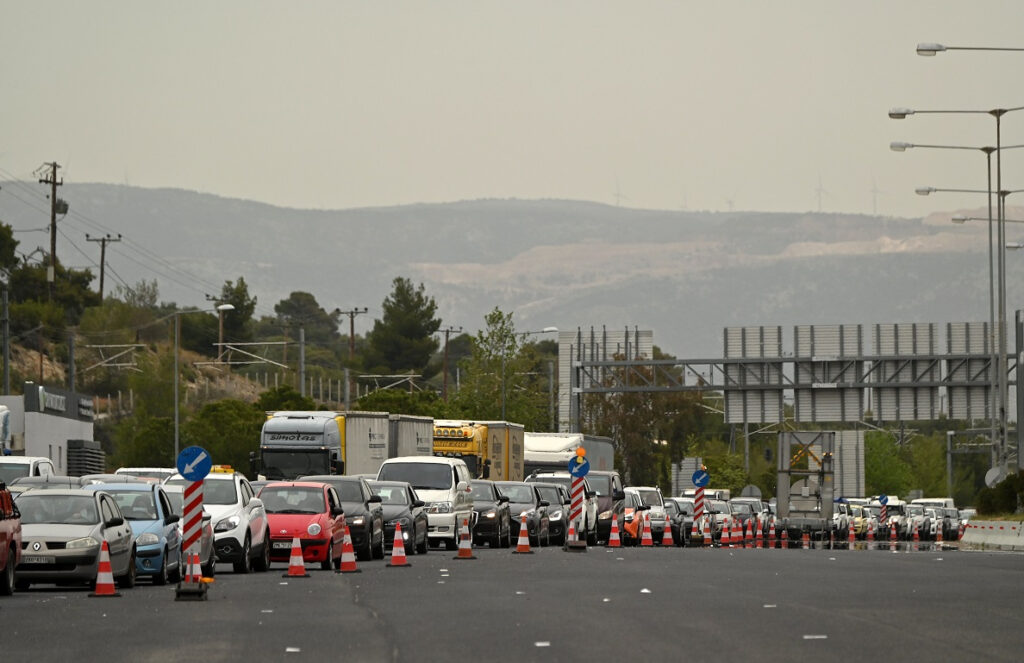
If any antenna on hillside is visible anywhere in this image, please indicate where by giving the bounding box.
[613,178,629,207]
[815,173,831,213]
[870,177,886,216]
[725,197,735,212]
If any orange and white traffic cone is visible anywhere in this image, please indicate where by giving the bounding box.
[454,517,476,560]
[889,522,898,551]
[768,518,777,548]
[691,518,701,547]
[90,540,120,597]
[607,513,621,548]
[867,522,875,547]
[514,512,533,554]
[745,520,754,549]
[912,523,920,551]
[190,552,204,582]
[390,522,411,567]
[731,519,740,548]
[662,515,674,546]
[337,522,360,574]
[640,512,654,547]
[756,518,764,549]
[935,523,944,546]
[848,521,856,547]
[801,530,810,550]
[702,518,712,547]
[780,527,789,549]
[958,522,965,541]
[283,537,309,578]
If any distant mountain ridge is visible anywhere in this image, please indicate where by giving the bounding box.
[1,182,1015,357]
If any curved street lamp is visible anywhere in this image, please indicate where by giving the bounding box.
[916,43,1024,56]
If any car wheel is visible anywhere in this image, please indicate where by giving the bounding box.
[372,525,385,560]
[14,579,30,591]
[321,541,334,571]
[201,553,216,578]
[586,525,597,546]
[544,525,551,547]
[233,535,252,574]
[502,519,512,548]
[169,550,182,583]
[357,535,372,561]
[153,549,170,585]
[117,549,137,589]
[444,535,458,551]
[253,532,271,572]
[0,548,15,596]
[416,526,428,555]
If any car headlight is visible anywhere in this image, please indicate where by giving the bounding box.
[136,533,160,546]
[350,517,365,526]
[485,510,496,519]
[66,537,99,550]
[549,510,562,521]
[307,523,322,536]
[214,515,241,532]
[522,509,535,517]
[428,502,453,514]
[599,510,612,519]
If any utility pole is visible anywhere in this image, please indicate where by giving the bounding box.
[37,162,62,301]
[86,233,122,302]
[440,325,462,401]
[336,307,368,360]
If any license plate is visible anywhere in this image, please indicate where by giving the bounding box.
[22,555,56,564]
[272,541,292,550]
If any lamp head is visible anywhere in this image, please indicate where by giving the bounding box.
[889,141,912,152]
[542,326,558,333]
[915,187,935,196]
[916,43,946,56]
[951,215,969,224]
[889,107,914,120]
[216,303,235,312]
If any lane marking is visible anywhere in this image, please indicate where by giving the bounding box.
[286,647,301,653]
[535,642,551,648]
[803,635,828,640]
[640,588,651,594]
[763,604,777,608]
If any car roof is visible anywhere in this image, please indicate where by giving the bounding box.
[262,481,328,489]
[301,475,360,482]
[85,482,158,492]
[382,456,464,466]
[16,488,103,498]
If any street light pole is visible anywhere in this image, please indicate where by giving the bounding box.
[174,305,233,463]
[216,303,235,362]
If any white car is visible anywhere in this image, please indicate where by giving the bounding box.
[165,468,270,573]
[625,486,666,541]
[377,456,474,550]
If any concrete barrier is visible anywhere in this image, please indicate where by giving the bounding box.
[960,520,1024,551]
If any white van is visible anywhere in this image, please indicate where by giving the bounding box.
[0,456,56,484]
[377,456,474,550]
[911,497,956,510]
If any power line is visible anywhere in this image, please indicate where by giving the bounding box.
[86,233,122,302]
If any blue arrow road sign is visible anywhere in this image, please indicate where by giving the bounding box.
[177,446,212,482]
[568,458,591,477]
[879,494,888,506]
[692,469,710,488]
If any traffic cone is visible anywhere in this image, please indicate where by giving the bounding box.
[390,522,411,567]
[801,530,810,550]
[90,540,120,597]
[661,515,674,546]
[912,523,920,551]
[935,523,944,546]
[514,512,533,554]
[337,522,360,574]
[780,527,789,549]
[282,537,309,578]
[958,522,965,541]
[745,520,754,549]
[607,513,621,548]
[454,517,476,560]
[848,521,855,547]
[829,528,835,550]
[640,512,654,546]
[732,519,740,548]
[867,522,875,549]
[702,517,711,547]
[190,552,203,582]
[768,518,777,549]
[756,518,764,548]
[691,518,701,547]
[889,522,897,551]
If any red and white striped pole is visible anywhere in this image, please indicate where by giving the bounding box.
[182,480,204,563]
[570,475,584,543]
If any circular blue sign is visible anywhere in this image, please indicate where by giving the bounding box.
[692,469,710,488]
[568,457,590,477]
[177,445,212,482]
[878,494,889,506]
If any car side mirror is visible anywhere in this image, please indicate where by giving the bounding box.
[201,513,212,522]
[498,495,509,504]
[563,499,571,506]
[585,491,596,499]
[331,506,345,517]
[457,481,470,494]
[165,514,180,525]
[368,495,382,504]
[613,490,625,501]
[107,516,125,527]
[413,500,425,508]
[538,500,550,508]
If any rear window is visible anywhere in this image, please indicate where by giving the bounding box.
[379,462,453,491]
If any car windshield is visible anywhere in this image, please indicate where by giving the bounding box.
[17,494,99,525]
[499,484,536,504]
[586,474,611,495]
[110,491,158,520]
[907,505,924,516]
[731,503,753,515]
[117,470,173,481]
[671,501,694,515]
[636,489,662,507]
[0,462,31,484]
[326,481,365,502]
[378,463,453,491]
[166,478,238,505]
[469,483,494,501]
[535,486,561,505]
[372,486,409,505]
[260,486,325,514]
[260,450,331,480]
[529,475,571,491]
[708,500,728,514]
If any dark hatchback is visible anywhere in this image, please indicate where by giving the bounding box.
[469,480,511,548]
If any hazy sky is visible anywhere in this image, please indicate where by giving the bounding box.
[3,2,1024,218]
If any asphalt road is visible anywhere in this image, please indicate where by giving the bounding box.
[3,543,1022,662]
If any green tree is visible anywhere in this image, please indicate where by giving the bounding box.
[183,399,264,475]
[219,277,257,343]
[255,385,316,412]
[864,432,914,496]
[274,291,340,346]
[357,388,445,417]
[0,222,17,271]
[363,277,440,374]
[112,413,174,468]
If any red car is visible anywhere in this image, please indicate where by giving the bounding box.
[1,481,22,595]
[258,482,346,570]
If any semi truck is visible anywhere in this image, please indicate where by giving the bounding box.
[253,411,432,480]
[432,420,524,480]
[523,432,615,476]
